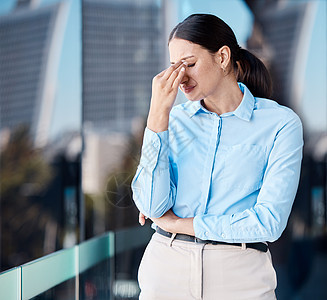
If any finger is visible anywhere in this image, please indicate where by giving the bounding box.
[172,66,186,89]
[139,216,145,226]
[139,212,146,226]
[162,60,186,80]
[155,62,181,79]
[167,63,186,87]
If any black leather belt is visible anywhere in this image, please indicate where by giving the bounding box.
[156,227,268,253]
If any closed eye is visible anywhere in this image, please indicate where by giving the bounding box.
[187,63,195,68]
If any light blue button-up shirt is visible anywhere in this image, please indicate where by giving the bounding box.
[131,82,303,243]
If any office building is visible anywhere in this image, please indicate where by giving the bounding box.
[0,0,68,148]
[82,0,163,134]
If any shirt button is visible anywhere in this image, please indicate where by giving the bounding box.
[153,141,159,149]
[221,233,226,238]
[204,231,209,237]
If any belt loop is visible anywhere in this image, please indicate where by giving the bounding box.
[169,233,177,247]
[241,243,247,250]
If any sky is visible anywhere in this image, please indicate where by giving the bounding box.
[0,0,326,138]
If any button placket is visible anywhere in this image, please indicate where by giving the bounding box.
[152,138,160,149]
[200,115,221,215]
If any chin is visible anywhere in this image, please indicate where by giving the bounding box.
[184,94,202,102]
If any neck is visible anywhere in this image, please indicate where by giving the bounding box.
[202,78,243,115]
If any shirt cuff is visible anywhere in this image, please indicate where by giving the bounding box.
[193,214,234,242]
[139,127,169,171]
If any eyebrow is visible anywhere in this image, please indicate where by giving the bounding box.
[170,55,195,64]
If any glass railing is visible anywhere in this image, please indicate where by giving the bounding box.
[0,224,153,300]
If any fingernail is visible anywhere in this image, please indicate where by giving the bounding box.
[181,67,185,71]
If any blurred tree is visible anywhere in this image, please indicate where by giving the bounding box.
[0,125,54,270]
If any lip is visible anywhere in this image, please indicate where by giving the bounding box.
[182,85,196,94]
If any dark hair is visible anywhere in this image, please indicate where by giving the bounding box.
[169,14,272,98]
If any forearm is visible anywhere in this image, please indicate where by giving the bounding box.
[147,107,170,133]
[151,210,195,236]
[132,60,186,216]
[131,126,176,218]
[175,217,195,236]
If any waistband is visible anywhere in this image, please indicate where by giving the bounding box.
[156,226,268,253]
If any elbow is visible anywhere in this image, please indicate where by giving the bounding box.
[147,210,166,219]
[264,221,287,243]
[146,198,172,218]
[134,197,172,219]
[136,205,168,219]
[256,205,289,243]
[131,171,174,219]
[266,230,282,243]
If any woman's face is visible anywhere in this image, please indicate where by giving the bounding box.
[168,38,225,101]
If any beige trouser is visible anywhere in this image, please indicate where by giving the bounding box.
[138,232,277,300]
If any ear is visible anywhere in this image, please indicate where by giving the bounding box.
[215,45,231,70]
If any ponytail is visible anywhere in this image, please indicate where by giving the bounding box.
[235,48,272,99]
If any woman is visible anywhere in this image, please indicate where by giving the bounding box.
[131,14,303,300]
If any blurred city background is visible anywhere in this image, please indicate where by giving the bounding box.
[0,0,326,299]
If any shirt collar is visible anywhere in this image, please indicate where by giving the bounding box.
[185,82,255,121]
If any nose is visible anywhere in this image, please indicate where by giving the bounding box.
[180,71,188,85]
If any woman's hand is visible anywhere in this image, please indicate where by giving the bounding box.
[147,61,187,132]
[139,210,195,236]
[139,212,148,226]
[150,210,180,233]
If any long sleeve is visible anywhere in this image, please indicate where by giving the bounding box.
[131,127,177,218]
[193,111,304,243]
